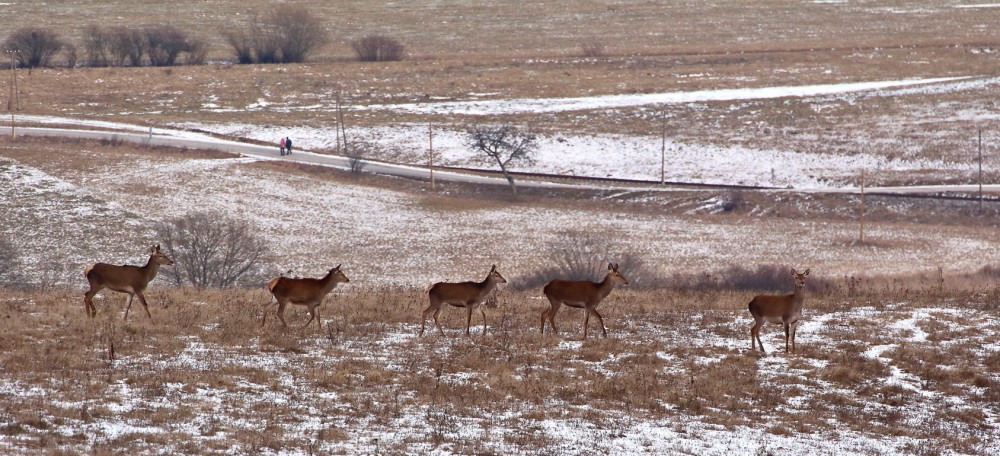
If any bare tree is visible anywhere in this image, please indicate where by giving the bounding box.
[465,123,538,195]
[3,28,65,68]
[351,35,404,62]
[154,212,270,288]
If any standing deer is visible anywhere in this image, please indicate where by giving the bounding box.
[541,263,628,338]
[83,244,174,321]
[262,265,350,329]
[748,268,811,355]
[420,264,506,337]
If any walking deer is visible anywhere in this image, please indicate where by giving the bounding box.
[541,263,628,338]
[262,265,350,329]
[748,268,811,355]
[420,264,506,337]
[83,245,174,321]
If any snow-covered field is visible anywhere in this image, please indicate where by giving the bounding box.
[2,55,999,456]
[2,291,996,455]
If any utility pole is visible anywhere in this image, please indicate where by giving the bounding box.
[859,168,865,243]
[978,129,983,215]
[428,122,435,189]
[660,111,666,185]
[8,50,15,139]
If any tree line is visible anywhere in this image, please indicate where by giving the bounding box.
[2,5,404,69]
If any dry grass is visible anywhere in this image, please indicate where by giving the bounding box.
[0,284,997,454]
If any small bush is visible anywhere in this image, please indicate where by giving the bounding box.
[351,35,404,62]
[145,25,200,67]
[580,41,605,57]
[670,264,831,293]
[3,28,65,68]
[0,237,22,284]
[223,6,328,64]
[514,232,660,291]
[83,25,111,67]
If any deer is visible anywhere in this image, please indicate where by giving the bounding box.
[420,264,506,337]
[748,268,811,355]
[541,263,628,339]
[83,244,174,321]
[262,265,350,330]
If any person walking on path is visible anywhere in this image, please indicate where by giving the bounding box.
[285,137,293,155]
[279,137,286,156]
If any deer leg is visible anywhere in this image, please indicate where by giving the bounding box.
[419,301,439,336]
[124,293,135,321]
[433,307,444,336]
[591,308,608,338]
[136,291,152,319]
[300,305,317,330]
[83,286,101,318]
[583,309,591,339]
[783,321,791,353]
[480,306,487,336]
[548,301,561,335]
[790,320,798,353]
[276,302,290,328]
[465,305,474,336]
[751,317,766,354]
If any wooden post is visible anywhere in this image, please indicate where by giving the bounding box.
[8,51,14,140]
[429,122,435,189]
[660,111,666,185]
[859,168,865,243]
[978,129,983,215]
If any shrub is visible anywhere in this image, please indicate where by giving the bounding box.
[669,264,831,293]
[107,26,147,66]
[83,25,111,67]
[145,25,198,66]
[3,28,64,68]
[514,232,660,291]
[223,6,328,64]
[154,212,271,288]
[0,237,21,284]
[351,35,404,62]
[580,41,606,57]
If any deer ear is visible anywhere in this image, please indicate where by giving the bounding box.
[608,263,613,270]
[804,268,811,275]
[491,264,496,272]
[791,268,797,275]
[335,264,341,270]
[615,263,620,270]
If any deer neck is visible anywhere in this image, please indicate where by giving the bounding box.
[319,270,343,293]
[141,255,162,283]
[790,284,806,311]
[596,274,617,300]
[477,275,501,297]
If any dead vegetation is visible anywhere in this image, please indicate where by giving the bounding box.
[0,283,996,454]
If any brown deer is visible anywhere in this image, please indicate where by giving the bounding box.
[748,268,811,355]
[262,265,350,329]
[83,245,174,321]
[420,264,506,337]
[541,263,628,338]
